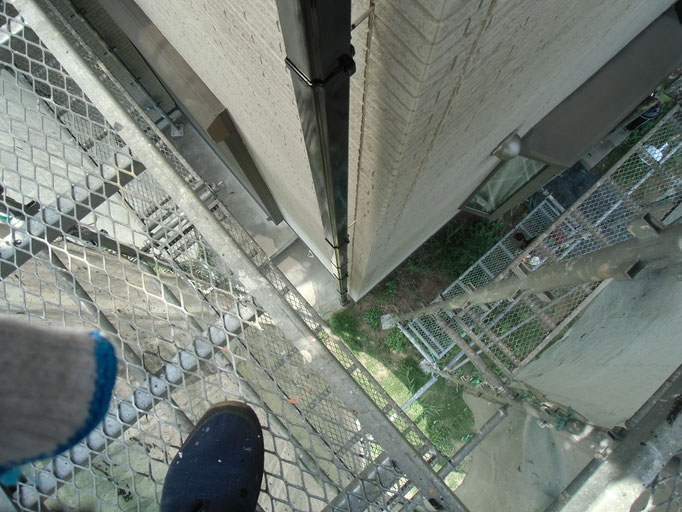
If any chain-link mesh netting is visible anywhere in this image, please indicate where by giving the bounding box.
[403,197,565,360]
[0,1,465,509]
[405,105,682,379]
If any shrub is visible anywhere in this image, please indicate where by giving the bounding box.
[365,306,382,330]
[399,358,429,393]
[385,327,410,353]
[417,219,506,279]
[428,423,452,455]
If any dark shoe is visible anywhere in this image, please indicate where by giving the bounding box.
[160,401,264,512]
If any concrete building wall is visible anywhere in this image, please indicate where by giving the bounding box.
[130,0,370,280]
[131,0,673,300]
[348,0,675,298]
[515,269,682,429]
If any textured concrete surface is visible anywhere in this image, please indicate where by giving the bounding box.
[272,239,343,319]
[161,114,297,258]
[130,0,674,299]
[456,394,593,512]
[515,269,682,429]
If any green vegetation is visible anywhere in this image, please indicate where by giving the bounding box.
[399,358,428,393]
[326,214,511,457]
[364,306,382,330]
[373,279,398,300]
[410,219,506,281]
[365,216,506,314]
[329,303,475,457]
[407,378,474,453]
[328,308,365,351]
[385,327,410,352]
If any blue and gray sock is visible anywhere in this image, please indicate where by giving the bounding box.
[0,316,117,484]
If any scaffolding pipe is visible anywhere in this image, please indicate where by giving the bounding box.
[395,220,682,323]
[434,316,515,400]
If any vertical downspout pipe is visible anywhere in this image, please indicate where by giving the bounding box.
[275,0,355,305]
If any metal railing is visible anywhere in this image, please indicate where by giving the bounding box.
[0,0,473,510]
[402,104,682,380]
[402,196,565,361]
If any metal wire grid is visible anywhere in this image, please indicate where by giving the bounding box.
[405,105,682,379]
[0,1,462,510]
[632,451,682,512]
[403,196,565,360]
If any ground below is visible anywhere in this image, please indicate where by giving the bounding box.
[455,394,593,511]
[329,216,506,472]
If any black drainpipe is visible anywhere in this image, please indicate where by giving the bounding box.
[275,0,355,305]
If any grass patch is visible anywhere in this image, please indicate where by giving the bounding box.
[397,357,429,393]
[327,213,507,457]
[355,351,413,405]
[406,378,475,456]
[327,210,514,458]
[328,308,365,351]
[364,306,382,330]
[385,327,410,353]
[329,303,476,457]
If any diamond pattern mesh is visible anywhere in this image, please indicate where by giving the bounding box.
[0,1,462,509]
[405,106,682,378]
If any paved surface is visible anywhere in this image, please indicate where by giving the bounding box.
[162,115,297,259]
[271,239,343,319]
[515,268,682,429]
[456,394,593,512]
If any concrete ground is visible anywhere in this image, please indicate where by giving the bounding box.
[515,268,682,429]
[162,114,297,259]
[163,115,344,316]
[271,239,343,320]
[456,395,593,512]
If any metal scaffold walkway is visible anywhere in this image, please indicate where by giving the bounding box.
[2,0,682,510]
[400,104,682,382]
[0,0,471,510]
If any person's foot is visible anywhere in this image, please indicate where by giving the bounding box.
[160,401,264,512]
